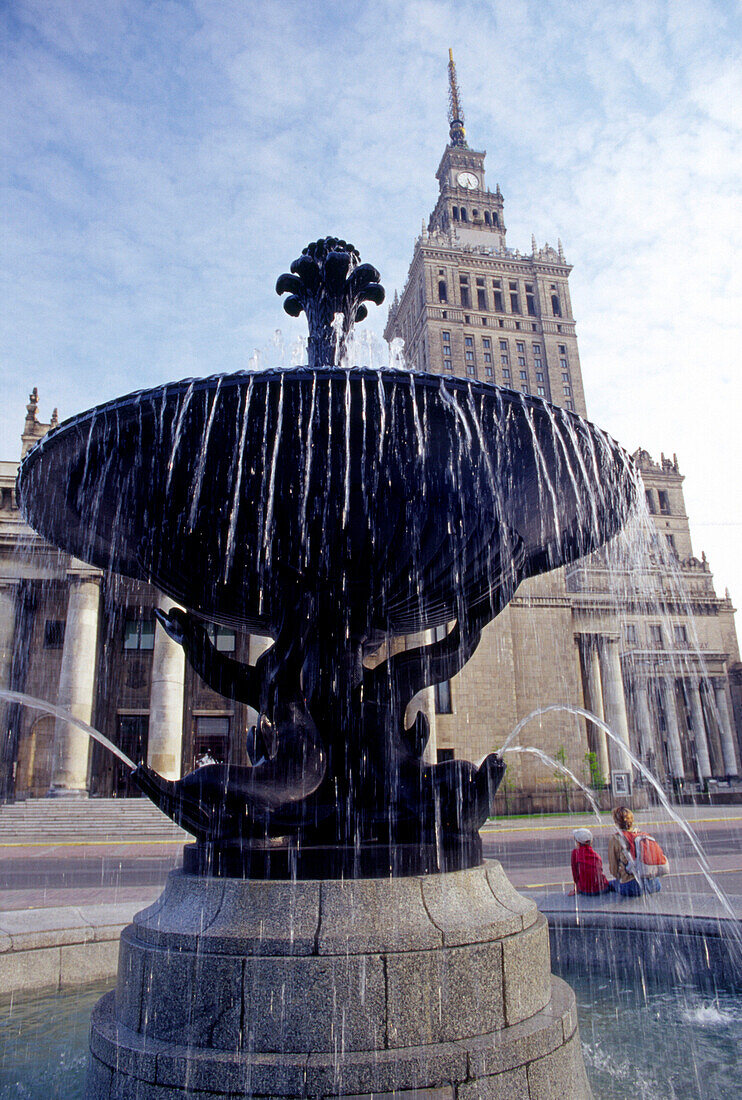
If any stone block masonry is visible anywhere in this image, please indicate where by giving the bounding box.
[88,861,592,1099]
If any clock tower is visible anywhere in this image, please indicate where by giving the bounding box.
[427,52,507,249]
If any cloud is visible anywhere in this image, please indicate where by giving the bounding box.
[2,0,741,604]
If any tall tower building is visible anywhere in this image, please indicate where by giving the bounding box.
[385,53,742,800]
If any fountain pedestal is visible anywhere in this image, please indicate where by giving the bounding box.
[88,861,591,1099]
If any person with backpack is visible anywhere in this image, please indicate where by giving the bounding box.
[569,827,612,895]
[608,806,669,897]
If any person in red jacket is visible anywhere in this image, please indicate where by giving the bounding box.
[570,827,612,895]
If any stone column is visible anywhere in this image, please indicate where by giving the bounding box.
[0,584,16,692]
[597,638,632,772]
[581,639,610,781]
[658,676,685,780]
[632,674,656,764]
[686,678,712,781]
[147,597,186,780]
[713,679,739,779]
[48,573,102,797]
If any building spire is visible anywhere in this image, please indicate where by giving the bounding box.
[447,48,467,148]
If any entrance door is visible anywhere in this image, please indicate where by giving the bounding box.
[113,715,149,796]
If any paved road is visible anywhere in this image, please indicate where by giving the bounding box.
[1,808,741,910]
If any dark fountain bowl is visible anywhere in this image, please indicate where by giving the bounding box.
[17,366,639,876]
[17,366,635,636]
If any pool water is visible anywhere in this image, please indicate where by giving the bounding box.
[0,980,110,1099]
[1,975,740,1099]
[571,973,742,1100]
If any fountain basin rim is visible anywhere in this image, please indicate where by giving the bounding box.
[18,364,598,465]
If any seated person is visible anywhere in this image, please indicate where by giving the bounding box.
[570,827,611,895]
[608,806,662,897]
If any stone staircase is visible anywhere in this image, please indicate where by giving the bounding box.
[0,797,188,843]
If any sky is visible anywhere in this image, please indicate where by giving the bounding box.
[2,0,742,604]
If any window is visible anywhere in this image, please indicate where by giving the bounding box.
[516,341,525,352]
[565,400,574,410]
[452,206,459,221]
[558,344,566,354]
[658,490,671,515]
[537,386,546,396]
[492,212,499,227]
[476,278,487,310]
[666,534,677,555]
[520,370,528,380]
[551,294,561,317]
[674,624,688,644]
[534,358,542,371]
[518,356,526,367]
[649,624,664,647]
[509,281,520,313]
[465,336,473,346]
[536,372,544,382]
[442,330,450,341]
[466,351,474,361]
[207,624,236,652]
[560,358,568,370]
[521,384,529,394]
[492,280,504,312]
[481,317,487,326]
[459,276,471,308]
[526,284,537,316]
[485,366,493,377]
[501,354,509,365]
[44,620,65,649]
[194,715,230,765]
[499,339,508,351]
[645,490,656,514]
[433,626,453,713]
[502,368,511,379]
[467,365,475,376]
[482,338,491,349]
[460,208,468,222]
[562,372,570,382]
[438,280,448,303]
[484,211,491,225]
[484,353,492,363]
[563,386,571,396]
[532,343,542,356]
[124,619,155,651]
[437,747,455,762]
[444,359,452,372]
[625,623,638,644]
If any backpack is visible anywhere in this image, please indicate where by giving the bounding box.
[618,830,669,880]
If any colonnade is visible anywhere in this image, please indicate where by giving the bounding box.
[578,634,739,784]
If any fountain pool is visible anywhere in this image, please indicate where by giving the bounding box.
[3,961,740,1100]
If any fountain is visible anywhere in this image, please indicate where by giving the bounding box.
[16,237,637,1098]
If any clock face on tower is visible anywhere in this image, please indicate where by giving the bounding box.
[457,171,478,190]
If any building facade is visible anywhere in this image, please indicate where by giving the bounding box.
[383,59,742,797]
[1,62,740,803]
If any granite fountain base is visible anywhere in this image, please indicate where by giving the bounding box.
[87,860,591,1099]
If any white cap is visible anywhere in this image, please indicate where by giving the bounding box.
[573,828,593,844]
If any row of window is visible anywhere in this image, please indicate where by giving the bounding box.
[451,206,500,227]
[437,272,562,319]
[440,332,574,407]
[645,489,672,516]
[43,618,237,652]
[625,623,689,647]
